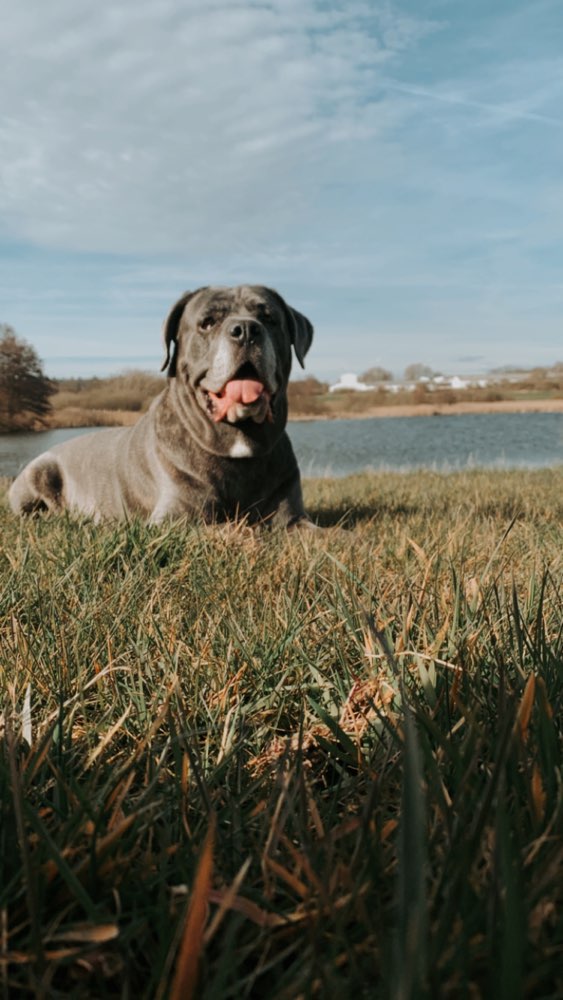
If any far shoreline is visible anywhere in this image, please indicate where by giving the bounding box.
[290,397,563,421]
[41,396,563,430]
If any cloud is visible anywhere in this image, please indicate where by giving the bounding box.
[0,0,435,255]
[2,1,563,379]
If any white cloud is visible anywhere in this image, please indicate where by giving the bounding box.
[0,0,432,254]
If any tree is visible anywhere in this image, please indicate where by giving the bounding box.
[404,363,436,382]
[359,366,393,384]
[0,325,55,431]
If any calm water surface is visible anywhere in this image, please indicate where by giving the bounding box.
[0,413,562,479]
[289,412,563,477]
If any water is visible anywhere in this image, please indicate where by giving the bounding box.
[0,427,100,478]
[289,413,563,477]
[0,413,562,480]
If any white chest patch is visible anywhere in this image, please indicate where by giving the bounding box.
[229,438,254,458]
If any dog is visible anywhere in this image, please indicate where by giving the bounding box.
[9,285,314,527]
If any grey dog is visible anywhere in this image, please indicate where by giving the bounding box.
[9,285,314,526]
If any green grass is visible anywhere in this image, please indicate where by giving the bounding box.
[1,469,562,998]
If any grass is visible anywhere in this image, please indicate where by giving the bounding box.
[0,468,562,998]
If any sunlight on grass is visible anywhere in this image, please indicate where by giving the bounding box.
[1,468,562,997]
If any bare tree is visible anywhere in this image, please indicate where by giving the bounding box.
[0,325,55,431]
[360,366,393,384]
[404,363,436,382]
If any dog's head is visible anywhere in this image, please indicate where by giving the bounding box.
[160,285,313,456]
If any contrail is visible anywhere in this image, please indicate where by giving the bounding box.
[383,79,563,128]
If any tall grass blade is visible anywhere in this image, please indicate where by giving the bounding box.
[393,700,428,1000]
[21,684,32,747]
[169,814,216,1000]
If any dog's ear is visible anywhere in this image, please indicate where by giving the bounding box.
[161,289,206,377]
[269,291,314,368]
[287,305,314,368]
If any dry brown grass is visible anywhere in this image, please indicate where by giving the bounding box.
[48,407,141,428]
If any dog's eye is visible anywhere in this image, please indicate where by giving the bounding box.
[200,315,216,331]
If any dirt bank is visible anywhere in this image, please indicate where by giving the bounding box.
[290,398,563,421]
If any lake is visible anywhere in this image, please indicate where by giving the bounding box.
[0,412,562,480]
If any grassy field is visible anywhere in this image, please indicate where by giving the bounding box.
[1,469,562,998]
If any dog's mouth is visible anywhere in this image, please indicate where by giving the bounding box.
[202,363,274,425]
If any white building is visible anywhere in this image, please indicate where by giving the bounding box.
[329,373,373,393]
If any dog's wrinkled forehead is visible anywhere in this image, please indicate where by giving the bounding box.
[184,286,281,324]
[162,284,313,376]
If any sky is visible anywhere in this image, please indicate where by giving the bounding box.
[1,0,562,381]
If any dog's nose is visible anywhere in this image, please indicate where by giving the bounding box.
[228,319,262,345]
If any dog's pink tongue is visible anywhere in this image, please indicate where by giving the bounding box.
[209,379,268,422]
[224,379,264,405]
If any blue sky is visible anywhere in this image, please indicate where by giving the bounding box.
[1,0,562,380]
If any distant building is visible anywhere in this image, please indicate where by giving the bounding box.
[329,373,373,392]
[329,371,493,394]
